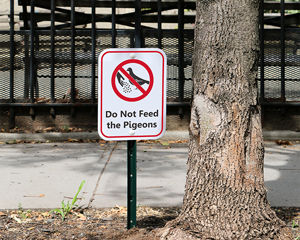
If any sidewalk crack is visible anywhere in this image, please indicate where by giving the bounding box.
[87,142,118,208]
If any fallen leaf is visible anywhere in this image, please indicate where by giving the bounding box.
[275,140,293,146]
[0,211,6,216]
[74,212,87,221]
[41,212,50,217]
[43,127,55,132]
[160,141,169,146]
[10,214,22,223]
[67,138,80,142]
[36,215,44,221]
[36,97,47,103]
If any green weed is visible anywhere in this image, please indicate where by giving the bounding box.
[17,203,31,220]
[51,180,85,221]
[292,220,299,228]
[62,125,70,132]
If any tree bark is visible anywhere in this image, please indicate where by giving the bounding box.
[158,0,291,239]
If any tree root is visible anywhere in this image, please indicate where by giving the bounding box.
[275,227,293,240]
[156,227,198,240]
[155,225,293,240]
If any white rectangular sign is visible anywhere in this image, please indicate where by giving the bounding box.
[98,48,167,141]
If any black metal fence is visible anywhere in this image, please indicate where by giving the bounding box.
[1,0,300,128]
[259,0,300,105]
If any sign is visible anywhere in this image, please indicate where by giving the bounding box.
[98,48,167,141]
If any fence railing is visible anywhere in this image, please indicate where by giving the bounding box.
[259,0,300,105]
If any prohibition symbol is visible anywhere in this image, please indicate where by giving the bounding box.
[111,59,154,102]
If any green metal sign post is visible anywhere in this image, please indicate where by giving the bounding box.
[98,1,165,231]
[127,140,137,229]
[126,0,140,230]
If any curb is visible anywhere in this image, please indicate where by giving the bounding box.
[0,131,190,142]
[0,130,299,142]
[263,130,300,141]
[0,132,99,142]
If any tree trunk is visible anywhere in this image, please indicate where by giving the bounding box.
[158,0,291,239]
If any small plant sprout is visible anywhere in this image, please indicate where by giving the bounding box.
[62,125,70,132]
[17,203,31,220]
[292,220,299,228]
[51,180,85,221]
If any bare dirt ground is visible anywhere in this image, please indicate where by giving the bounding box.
[0,206,177,240]
[0,206,299,240]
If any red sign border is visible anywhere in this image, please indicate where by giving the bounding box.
[111,59,154,102]
[99,50,165,140]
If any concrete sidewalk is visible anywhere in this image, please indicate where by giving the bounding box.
[0,141,299,209]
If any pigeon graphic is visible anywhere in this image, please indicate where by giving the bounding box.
[116,68,150,94]
[126,67,150,86]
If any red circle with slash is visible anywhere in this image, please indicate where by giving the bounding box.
[111,59,154,102]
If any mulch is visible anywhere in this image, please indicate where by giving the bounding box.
[0,206,299,240]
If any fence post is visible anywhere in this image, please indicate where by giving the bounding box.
[22,1,30,99]
[70,0,76,104]
[112,0,116,48]
[91,0,96,103]
[30,0,35,103]
[280,0,286,102]
[50,0,56,118]
[9,0,15,128]
[259,0,265,124]
[50,0,56,103]
[29,0,36,120]
[178,0,184,117]
[259,0,265,103]
[157,0,162,49]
